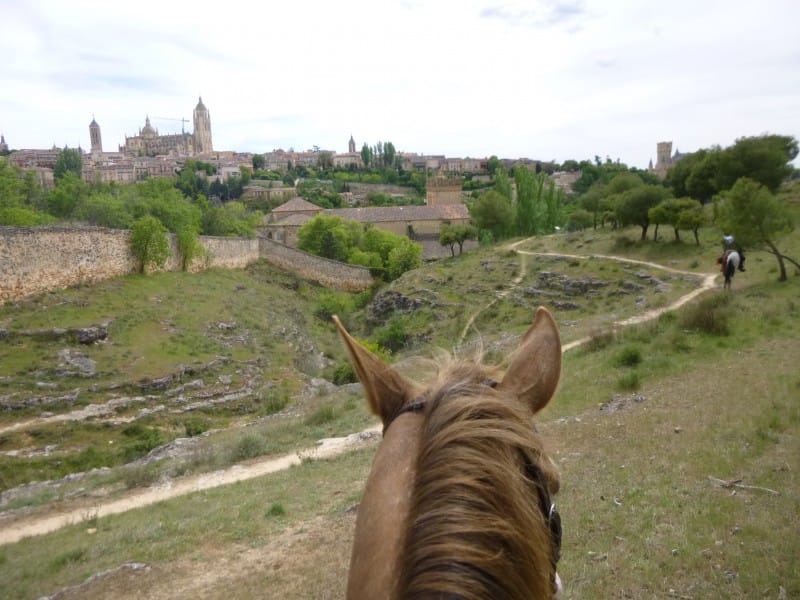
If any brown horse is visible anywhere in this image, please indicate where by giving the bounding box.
[334,307,563,599]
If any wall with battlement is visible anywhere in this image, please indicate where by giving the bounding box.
[258,238,373,292]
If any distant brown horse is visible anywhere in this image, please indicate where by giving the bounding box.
[334,307,563,599]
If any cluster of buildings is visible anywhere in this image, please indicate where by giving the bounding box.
[5,97,246,189]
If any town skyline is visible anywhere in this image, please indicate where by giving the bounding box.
[3,1,799,169]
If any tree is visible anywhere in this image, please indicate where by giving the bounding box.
[565,208,593,232]
[470,190,514,240]
[252,154,265,170]
[54,147,83,181]
[176,228,205,270]
[46,171,86,218]
[439,223,477,256]
[383,141,396,168]
[130,215,170,273]
[616,184,670,240]
[648,198,702,242]
[386,239,422,280]
[487,156,502,176]
[318,151,333,170]
[73,191,132,228]
[717,135,798,193]
[297,214,360,260]
[675,200,705,245]
[714,177,795,281]
[360,143,373,168]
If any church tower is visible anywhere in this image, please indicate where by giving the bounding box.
[193,97,213,154]
[89,117,103,154]
[348,135,356,153]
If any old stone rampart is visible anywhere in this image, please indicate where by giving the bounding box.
[0,226,372,304]
[258,238,373,292]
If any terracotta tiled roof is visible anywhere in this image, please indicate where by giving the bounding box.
[325,204,469,223]
[272,197,323,213]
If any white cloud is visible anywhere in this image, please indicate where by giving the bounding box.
[1,0,798,167]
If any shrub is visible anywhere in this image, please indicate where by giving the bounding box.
[261,390,289,415]
[376,319,408,353]
[585,328,615,352]
[184,417,210,437]
[616,371,641,391]
[315,292,354,322]
[332,361,356,385]
[130,215,170,273]
[304,405,336,426]
[680,293,731,335]
[266,502,286,517]
[614,345,643,367]
[232,434,266,461]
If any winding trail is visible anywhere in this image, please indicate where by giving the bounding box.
[0,246,720,547]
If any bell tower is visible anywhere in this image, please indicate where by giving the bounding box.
[89,117,103,154]
[193,96,213,154]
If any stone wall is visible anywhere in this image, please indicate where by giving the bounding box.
[0,226,371,304]
[258,238,373,292]
[0,226,136,303]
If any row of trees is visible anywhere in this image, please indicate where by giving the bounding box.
[469,165,565,242]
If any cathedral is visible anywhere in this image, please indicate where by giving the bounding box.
[115,97,213,157]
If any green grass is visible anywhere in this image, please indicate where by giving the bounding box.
[0,200,798,598]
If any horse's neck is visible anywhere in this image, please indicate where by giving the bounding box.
[347,418,421,599]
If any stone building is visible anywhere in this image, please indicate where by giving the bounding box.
[649,141,687,179]
[89,118,102,154]
[120,97,212,157]
[426,174,464,206]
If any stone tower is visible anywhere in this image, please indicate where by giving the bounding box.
[89,117,103,154]
[348,135,356,153]
[193,97,213,154]
[656,141,672,166]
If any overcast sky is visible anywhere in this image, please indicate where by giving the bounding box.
[2,0,798,168]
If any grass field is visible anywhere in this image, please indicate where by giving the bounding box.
[0,197,798,598]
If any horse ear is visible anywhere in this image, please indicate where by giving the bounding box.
[498,307,562,414]
[333,315,414,426]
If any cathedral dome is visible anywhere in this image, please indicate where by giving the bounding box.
[141,116,156,135]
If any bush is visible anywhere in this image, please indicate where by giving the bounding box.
[614,345,643,367]
[332,361,356,385]
[375,319,408,353]
[232,434,267,461]
[304,405,336,426]
[266,502,286,517]
[680,293,731,336]
[585,328,615,352]
[616,371,641,391]
[315,292,355,322]
[261,390,289,415]
[184,417,210,437]
[130,215,170,273]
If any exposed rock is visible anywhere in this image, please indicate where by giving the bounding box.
[553,301,581,310]
[57,349,96,377]
[370,290,427,317]
[599,394,647,413]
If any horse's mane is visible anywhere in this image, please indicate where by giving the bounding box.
[395,356,559,600]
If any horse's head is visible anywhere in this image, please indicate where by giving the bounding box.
[335,307,563,599]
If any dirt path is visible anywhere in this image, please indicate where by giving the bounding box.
[2,247,720,547]
[0,426,381,546]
